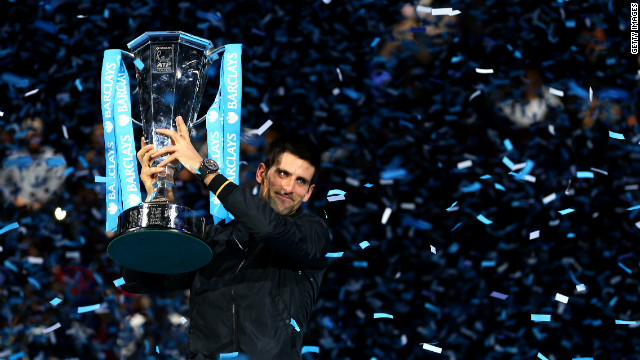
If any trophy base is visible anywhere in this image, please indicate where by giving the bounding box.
[108,203,211,274]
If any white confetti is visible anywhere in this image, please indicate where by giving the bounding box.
[327,195,345,202]
[555,293,569,304]
[332,88,341,96]
[247,119,273,137]
[379,179,394,186]
[511,162,527,171]
[589,87,593,102]
[469,89,481,101]
[42,322,62,334]
[624,184,639,191]
[322,0,331,3]
[65,251,80,260]
[549,87,564,97]
[400,202,416,210]
[430,245,436,254]
[529,230,540,240]
[635,221,640,229]
[542,193,557,204]
[548,124,556,135]
[62,125,69,140]
[422,343,443,353]
[345,177,360,187]
[381,207,392,225]
[475,68,494,74]
[416,5,431,13]
[0,111,4,117]
[26,256,44,265]
[25,89,40,97]
[522,174,536,183]
[457,159,473,169]
[336,67,343,82]
[576,284,586,291]
[431,7,461,16]
[180,316,188,324]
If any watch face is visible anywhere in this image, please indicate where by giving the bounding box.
[204,159,219,172]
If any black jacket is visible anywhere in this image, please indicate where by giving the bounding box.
[121,174,330,360]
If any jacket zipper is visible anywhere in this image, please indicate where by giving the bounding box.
[231,235,247,350]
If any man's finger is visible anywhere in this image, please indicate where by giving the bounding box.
[142,148,156,167]
[137,144,155,163]
[150,145,177,158]
[156,128,181,143]
[156,155,177,168]
[176,116,189,140]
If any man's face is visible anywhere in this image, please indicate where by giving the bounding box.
[256,152,315,215]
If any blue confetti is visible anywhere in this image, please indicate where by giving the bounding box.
[327,189,346,196]
[134,59,145,70]
[577,171,594,178]
[480,174,492,179]
[113,277,125,287]
[558,208,575,215]
[494,183,506,191]
[572,358,594,360]
[156,346,159,353]
[481,260,496,268]
[503,139,513,151]
[537,353,550,360]
[609,131,625,140]
[618,262,632,274]
[359,241,370,249]
[77,155,89,168]
[476,214,493,225]
[220,353,239,358]
[531,314,551,322]
[353,261,368,268]
[446,201,457,210]
[363,183,373,187]
[502,156,514,169]
[8,352,25,360]
[461,182,482,193]
[46,156,66,167]
[370,37,380,47]
[3,260,18,272]
[75,78,83,92]
[77,304,101,313]
[302,346,320,354]
[615,320,637,325]
[451,222,462,232]
[50,297,62,306]
[373,313,393,319]
[626,205,640,211]
[0,222,19,235]
[290,318,301,331]
[380,168,407,180]
[325,252,344,258]
[95,176,108,183]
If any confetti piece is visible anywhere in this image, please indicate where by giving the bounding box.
[363,183,373,188]
[502,156,514,169]
[627,205,640,211]
[416,5,431,13]
[0,222,19,235]
[590,167,608,175]
[25,88,40,97]
[62,125,69,139]
[0,110,4,117]
[77,304,101,313]
[75,78,83,92]
[609,131,625,140]
[549,87,564,97]
[503,139,513,151]
[476,214,492,225]
[247,119,273,136]
[576,284,586,291]
[328,189,346,196]
[359,241,370,249]
[370,37,380,47]
[430,245,436,254]
[494,183,506,191]
[42,322,61,334]
[422,343,443,353]
[555,293,569,303]
[537,353,550,360]
[302,346,320,354]
[290,318,301,331]
[381,207,392,224]
[481,260,496,268]
[480,174,492,179]
[589,87,593,102]
[325,252,344,258]
[50,298,62,306]
[220,352,239,358]
[531,314,551,322]
[558,208,575,215]
[431,7,461,16]
[576,171,594,178]
[327,195,345,202]
[446,201,458,211]
[475,68,494,74]
[134,58,145,70]
[572,358,594,360]
[615,320,637,325]
[113,277,125,287]
[490,291,508,300]
[373,313,393,319]
[542,193,557,204]
[26,256,44,264]
[353,261,368,268]
[4,260,18,272]
[529,230,540,240]
[457,159,472,169]
[618,262,632,274]
[469,89,481,101]
[156,346,159,353]
[180,316,188,324]
[451,222,462,232]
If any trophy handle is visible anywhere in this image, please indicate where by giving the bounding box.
[190,45,227,127]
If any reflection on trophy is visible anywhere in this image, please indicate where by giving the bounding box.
[107,32,223,274]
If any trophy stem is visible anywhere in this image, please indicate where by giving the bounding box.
[150,164,175,203]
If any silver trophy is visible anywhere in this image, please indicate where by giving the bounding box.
[107,31,223,274]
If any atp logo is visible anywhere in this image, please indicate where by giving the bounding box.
[104,121,114,133]
[108,202,119,215]
[127,194,141,207]
[207,109,219,123]
[118,114,131,127]
[227,112,239,124]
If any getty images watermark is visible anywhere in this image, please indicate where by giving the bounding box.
[632,3,638,54]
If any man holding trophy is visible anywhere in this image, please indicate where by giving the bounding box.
[101,32,330,360]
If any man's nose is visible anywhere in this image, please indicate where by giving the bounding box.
[282,178,295,193]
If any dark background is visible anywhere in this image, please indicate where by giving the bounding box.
[1,0,640,359]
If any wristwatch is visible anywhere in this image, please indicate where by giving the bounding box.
[196,159,219,182]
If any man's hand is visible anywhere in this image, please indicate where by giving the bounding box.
[151,116,203,174]
[137,137,164,195]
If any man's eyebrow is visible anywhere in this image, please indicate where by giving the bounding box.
[276,167,310,183]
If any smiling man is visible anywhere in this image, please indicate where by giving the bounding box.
[121,116,330,360]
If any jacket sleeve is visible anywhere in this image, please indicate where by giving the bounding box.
[121,267,195,294]
[208,175,330,268]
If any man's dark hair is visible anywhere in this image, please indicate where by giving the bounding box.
[264,134,321,184]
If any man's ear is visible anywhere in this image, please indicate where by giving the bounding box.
[256,163,266,184]
[302,184,315,202]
